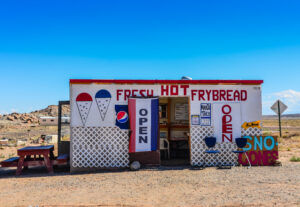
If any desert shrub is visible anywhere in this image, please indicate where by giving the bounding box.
[0,154,5,159]
[290,156,300,162]
[283,133,300,139]
[263,132,271,136]
[292,132,300,137]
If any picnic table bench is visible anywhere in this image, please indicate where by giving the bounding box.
[0,145,69,175]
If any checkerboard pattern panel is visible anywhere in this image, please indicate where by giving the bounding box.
[241,127,262,137]
[190,126,213,166]
[190,126,238,166]
[71,127,129,168]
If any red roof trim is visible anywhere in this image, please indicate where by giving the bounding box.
[70,79,263,85]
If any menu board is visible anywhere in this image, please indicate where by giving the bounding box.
[200,103,211,126]
[175,103,189,120]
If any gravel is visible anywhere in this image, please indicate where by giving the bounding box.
[0,162,299,207]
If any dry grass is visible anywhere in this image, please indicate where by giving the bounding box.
[0,120,58,141]
[261,118,300,163]
[0,118,299,163]
[262,118,300,127]
[290,156,300,162]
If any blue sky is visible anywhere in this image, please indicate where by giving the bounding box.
[0,0,300,115]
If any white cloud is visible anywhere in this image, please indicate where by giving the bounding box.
[0,111,9,115]
[10,108,19,113]
[263,89,300,114]
[274,90,300,104]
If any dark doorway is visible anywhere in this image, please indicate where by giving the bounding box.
[159,97,190,166]
[58,100,70,156]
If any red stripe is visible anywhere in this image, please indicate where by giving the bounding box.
[70,79,264,85]
[128,98,136,153]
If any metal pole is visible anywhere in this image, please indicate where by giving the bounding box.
[278,101,282,137]
[58,101,62,155]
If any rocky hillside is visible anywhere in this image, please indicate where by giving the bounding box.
[0,105,70,124]
[30,105,70,117]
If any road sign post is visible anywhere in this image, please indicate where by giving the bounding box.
[278,101,282,137]
[271,100,287,137]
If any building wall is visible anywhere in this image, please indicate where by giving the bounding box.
[70,83,262,170]
[39,117,58,126]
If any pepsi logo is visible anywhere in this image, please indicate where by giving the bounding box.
[117,111,128,123]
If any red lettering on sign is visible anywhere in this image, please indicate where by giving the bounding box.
[147,89,153,97]
[222,134,232,142]
[140,89,146,97]
[198,90,205,101]
[131,89,138,97]
[132,89,138,97]
[212,90,219,101]
[222,105,231,114]
[227,90,233,101]
[249,151,258,165]
[233,90,240,101]
[238,150,279,166]
[191,90,197,101]
[117,90,122,101]
[116,87,248,102]
[241,90,247,101]
[161,85,169,96]
[222,115,232,133]
[220,90,226,101]
[124,90,131,101]
[190,89,247,101]
[222,105,233,142]
[206,90,211,101]
[170,85,179,95]
[180,85,189,95]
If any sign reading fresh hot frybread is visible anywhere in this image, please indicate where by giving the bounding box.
[116,87,248,101]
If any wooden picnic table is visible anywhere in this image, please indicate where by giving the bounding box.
[16,145,55,175]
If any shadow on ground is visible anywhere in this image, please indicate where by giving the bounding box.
[0,163,247,179]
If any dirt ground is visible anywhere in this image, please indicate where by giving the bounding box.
[0,119,300,207]
[0,158,299,207]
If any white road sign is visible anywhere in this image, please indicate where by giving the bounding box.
[271,100,288,115]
